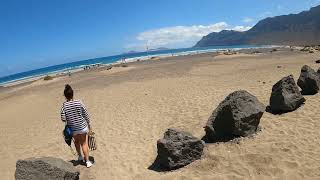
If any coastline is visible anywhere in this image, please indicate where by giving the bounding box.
[0,45,280,88]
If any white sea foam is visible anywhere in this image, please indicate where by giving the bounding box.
[0,45,277,86]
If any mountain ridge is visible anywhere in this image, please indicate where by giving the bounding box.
[195,5,320,47]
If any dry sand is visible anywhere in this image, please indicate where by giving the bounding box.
[1,48,320,179]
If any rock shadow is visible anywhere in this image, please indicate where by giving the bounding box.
[201,134,240,144]
[300,91,318,96]
[69,156,95,167]
[265,104,304,115]
[201,127,261,144]
[148,155,170,172]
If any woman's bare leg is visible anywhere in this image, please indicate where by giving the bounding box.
[73,135,81,156]
[79,134,89,162]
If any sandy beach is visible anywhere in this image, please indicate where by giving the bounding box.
[1,48,320,179]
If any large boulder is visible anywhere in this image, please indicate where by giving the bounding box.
[270,75,305,113]
[15,157,79,180]
[297,65,320,95]
[157,129,204,170]
[205,90,265,142]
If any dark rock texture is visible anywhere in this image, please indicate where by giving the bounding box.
[15,157,79,180]
[270,75,305,113]
[195,5,320,47]
[297,65,320,95]
[205,90,265,142]
[157,129,204,170]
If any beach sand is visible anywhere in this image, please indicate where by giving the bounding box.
[1,48,320,179]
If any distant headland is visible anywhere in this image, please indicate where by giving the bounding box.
[195,5,320,47]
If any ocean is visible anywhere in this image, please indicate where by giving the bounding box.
[0,45,267,85]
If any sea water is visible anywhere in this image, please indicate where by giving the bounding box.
[0,45,268,85]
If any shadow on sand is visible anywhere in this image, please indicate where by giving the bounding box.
[265,104,305,115]
[70,156,95,167]
[201,126,262,144]
[200,135,239,144]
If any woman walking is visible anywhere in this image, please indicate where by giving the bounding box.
[60,84,93,168]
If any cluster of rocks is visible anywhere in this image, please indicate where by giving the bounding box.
[300,45,320,53]
[155,64,320,171]
[270,48,278,53]
[43,75,53,81]
[251,50,262,54]
[223,51,237,55]
[270,64,320,113]
[105,65,113,70]
[83,63,102,70]
[156,90,266,170]
[300,46,320,53]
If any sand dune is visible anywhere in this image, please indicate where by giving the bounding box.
[1,49,320,179]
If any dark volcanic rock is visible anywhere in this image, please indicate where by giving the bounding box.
[15,157,79,180]
[315,60,320,64]
[297,65,320,95]
[157,129,204,170]
[204,90,265,142]
[270,75,305,113]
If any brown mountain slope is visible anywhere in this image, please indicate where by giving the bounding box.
[195,5,320,47]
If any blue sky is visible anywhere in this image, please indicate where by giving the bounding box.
[1,0,320,77]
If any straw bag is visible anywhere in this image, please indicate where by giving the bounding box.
[88,130,97,151]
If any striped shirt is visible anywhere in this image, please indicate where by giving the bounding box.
[60,100,90,132]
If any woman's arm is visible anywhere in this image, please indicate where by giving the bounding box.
[80,101,91,128]
[60,106,66,122]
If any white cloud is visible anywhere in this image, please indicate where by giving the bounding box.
[126,22,252,50]
[243,17,253,23]
[232,26,252,32]
[135,22,228,48]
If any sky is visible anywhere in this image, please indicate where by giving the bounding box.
[1,0,320,77]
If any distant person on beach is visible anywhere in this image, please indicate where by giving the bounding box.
[60,84,93,168]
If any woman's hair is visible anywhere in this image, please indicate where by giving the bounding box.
[64,84,74,100]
